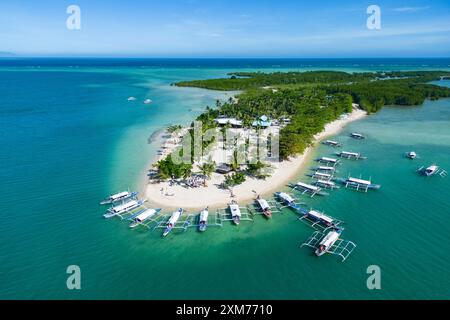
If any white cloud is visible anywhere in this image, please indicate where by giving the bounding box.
[393,6,430,13]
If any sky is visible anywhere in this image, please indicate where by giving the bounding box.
[0,0,449,57]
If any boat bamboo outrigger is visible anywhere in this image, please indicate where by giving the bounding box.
[350,132,366,140]
[308,171,333,181]
[103,199,145,219]
[322,140,342,147]
[301,228,356,262]
[417,164,447,177]
[129,208,161,228]
[405,151,418,160]
[162,208,184,237]
[316,157,340,166]
[299,209,343,230]
[229,201,242,225]
[198,207,209,232]
[314,179,339,189]
[312,165,336,173]
[335,176,381,192]
[336,151,367,160]
[100,191,137,205]
[255,197,273,219]
[291,181,328,197]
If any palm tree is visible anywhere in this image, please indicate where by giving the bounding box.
[198,161,215,179]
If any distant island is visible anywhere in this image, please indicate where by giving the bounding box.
[145,70,450,209]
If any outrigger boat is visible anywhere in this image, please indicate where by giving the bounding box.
[322,140,341,147]
[336,151,367,160]
[308,171,333,181]
[129,208,161,228]
[274,192,296,206]
[198,207,209,232]
[336,176,381,192]
[405,151,418,160]
[229,201,241,225]
[301,209,338,228]
[315,228,342,256]
[350,132,366,139]
[312,166,336,173]
[256,197,272,219]
[417,164,447,177]
[163,208,183,237]
[100,191,137,205]
[316,156,340,166]
[314,179,339,189]
[292,182,327,197]
[104,199,144,219]
[301,228,356,262]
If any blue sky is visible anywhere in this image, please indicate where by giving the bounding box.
[0,0,449,57]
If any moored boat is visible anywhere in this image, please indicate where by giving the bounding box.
[322,140,341,147]
[406,151,417,159]
[104,199,144,219]
[315,228,342,256]
[100,191,137,205]
[350,132,366,139]
[256,197,272,219]
[163,208,183,237]
[304,209,336,228]
[198,207,209,232]
[229,201,241,225]
[316,156,339,165]
[336,176,381,191]
[336,151,367,160]
[129,208,160,228]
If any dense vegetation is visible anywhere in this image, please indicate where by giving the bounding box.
[154,71,450,178]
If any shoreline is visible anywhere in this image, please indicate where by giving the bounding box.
[144,108,368,211]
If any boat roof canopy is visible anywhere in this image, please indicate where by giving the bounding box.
[111,191,129,200]
[113,200,138,212]
[136,209,156,222]
[297,182,321,191]
[348,177,371,185]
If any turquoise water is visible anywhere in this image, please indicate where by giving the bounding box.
[0,59,449,299]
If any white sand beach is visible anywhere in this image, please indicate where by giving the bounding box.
[145,107,367,211]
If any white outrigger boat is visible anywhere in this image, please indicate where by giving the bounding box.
[313,165,336,173]
[336,176,381,192]
[143,98,153,104]
[322,140,341,147]
[256,197,272,219]
[336,151,367,160]
[129,208,161,228]
[198,207,209,232]
[100,191,137,205]
[316,156,340,166]
[301,228,356,262]
[405,151,418,159]
[163,208,183,237]
[308,171,333,181]
[104,199,144,219]
[300,209,339,228]
[229,201,241,225]
[417,164,447,177]
[314,179,339,189]
[127,96,137,101]
[350,132,366,139]
[292,182,327,197]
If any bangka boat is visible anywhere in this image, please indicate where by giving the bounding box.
[314,179,339,189]
[312,166,336,173]
[308,171,333,181]
[100,191,137,205]
[406,151,418,159]
[293,182,327,197]
[417,164,446,177]
[256,197,272,219]
[322,140,341,147]
[303,209,336,228]
[336,176,381,192]
[104,199,144,219]
[274,192,295,206]
[336,151,367,160]
[129,208,161,228]
[127,96,137,101]
[143,99,153,104]
[163,208,183,237]
[315,229,342,257]
[229,201,241,225]
[316,156,340,166]
[350,132,366,139]
[198,207,209,232]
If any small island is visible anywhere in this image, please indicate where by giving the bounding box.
[146,71,450,210]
